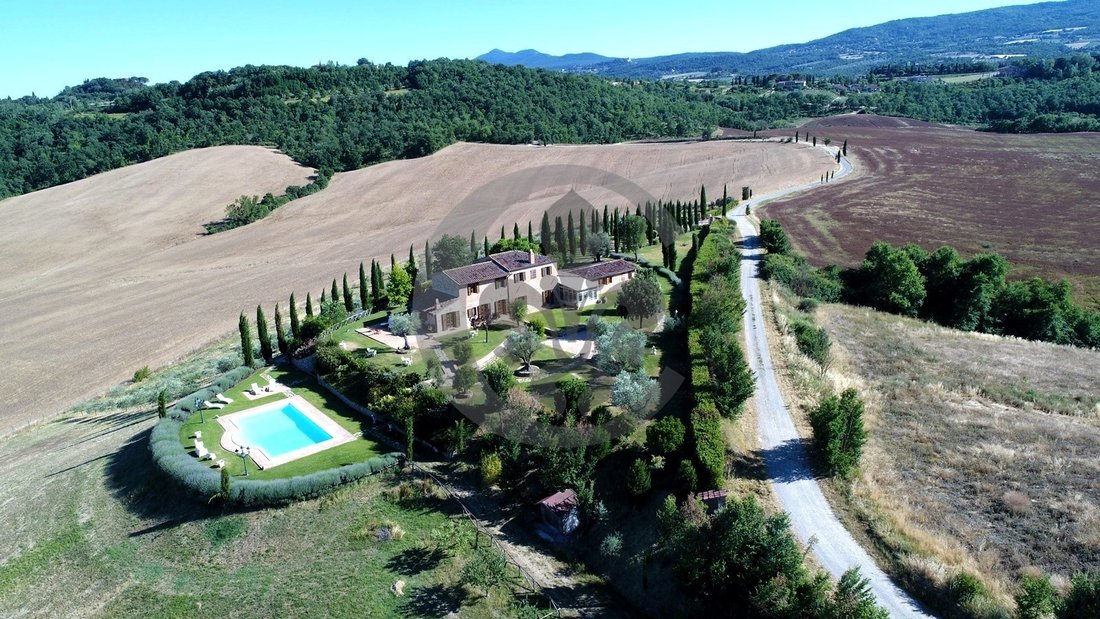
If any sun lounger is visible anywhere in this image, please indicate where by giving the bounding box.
[365,348,377,357]
[216,460,226,469]
[205,451,216,461]
[250,383,263,396]
[196,446,209,459]
[203,400,225,410]
[401,357,412,367]
[215,393,233,404]
[194,439,205,451]
[194,430,202,439]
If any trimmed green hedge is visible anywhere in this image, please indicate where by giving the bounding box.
[151,364,403,505]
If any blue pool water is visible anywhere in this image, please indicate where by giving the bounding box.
[235,401,332,458]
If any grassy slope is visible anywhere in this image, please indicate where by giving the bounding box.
[0,346,530,618]
[763,283,1100,616]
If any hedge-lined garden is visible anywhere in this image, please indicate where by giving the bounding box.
[149,363,403,506]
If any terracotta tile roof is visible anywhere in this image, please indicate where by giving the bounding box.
[561,259,636,281]
[489,250,556,272]
[537,489,578,515]
[440,261,507,286]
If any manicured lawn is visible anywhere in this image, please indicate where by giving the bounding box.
[330,319,431,375]
[635,231,694,271]
[439,324,513,363]
[178,366,383,480]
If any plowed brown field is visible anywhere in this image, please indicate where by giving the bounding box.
[0,140,830,432]
[758,114,1100,309]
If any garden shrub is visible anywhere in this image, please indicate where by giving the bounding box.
[646,416,686,454]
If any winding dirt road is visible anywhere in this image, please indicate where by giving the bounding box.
[730,148,932,618]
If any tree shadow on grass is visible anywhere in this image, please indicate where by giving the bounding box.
[386,546,449,576]
[400,583,469,618]
[104,427,249,536]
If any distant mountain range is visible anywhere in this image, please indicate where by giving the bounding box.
[476,0,1100,77]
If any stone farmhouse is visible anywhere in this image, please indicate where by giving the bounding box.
[421,249,636,333]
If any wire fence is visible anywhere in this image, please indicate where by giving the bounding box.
[408,462,562,619]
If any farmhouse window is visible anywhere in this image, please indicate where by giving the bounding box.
[530,269,537,279]
[467,283,480,294]
[442,312,458,330]
[495,299,508,316]
[514,272,526,282]
[542,266,553,276]
[495,278,506,289]
[599,276,613,286]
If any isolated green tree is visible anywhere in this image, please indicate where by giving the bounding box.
[424,240,433,279]
[289,292,301,340]
[540,212,553,256]
[618,215,647,259]
[387,263,413,309]
[429,234,472,272]
[587,232,611,262]
[238,312,254,367]
[859,242,926,316]
[387,312,419,350]
[342,273,354,312]
[453,364,477,396]
[256,305,273,363]
[451,338,473,365]
[481,359,516,399]
[627,458,652,497]
[470,230,478,257]
[647,416,686,454]
[556,376,593,418]
[274,303,288,354]
[509,298,528,324]
[157,389,167,419]
[612,370,659,419]
[305,292,314,318]
[330,279,339,308]
[406,244,419,286]
[619,269,664,327]
[359,262,369,310]
[596,321,647,374]
[504,325,541,372]
[809,388,867,478]
[699,185,707,213]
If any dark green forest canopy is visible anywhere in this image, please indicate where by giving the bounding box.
[0,60,722,199]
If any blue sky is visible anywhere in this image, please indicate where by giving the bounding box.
[3,0,1047,98]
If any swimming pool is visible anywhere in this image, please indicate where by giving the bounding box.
[235,401,332,458]
[217,396,355,468]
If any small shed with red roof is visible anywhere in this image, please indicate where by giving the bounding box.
[537,488,580,535]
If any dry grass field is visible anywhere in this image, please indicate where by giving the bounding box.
[758,114,1100,309]
[767,287,1100,614]
[0,139,830,434]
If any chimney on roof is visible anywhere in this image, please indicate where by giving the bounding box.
[528,249,535,264]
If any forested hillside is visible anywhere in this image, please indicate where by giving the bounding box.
[0,60,720,199]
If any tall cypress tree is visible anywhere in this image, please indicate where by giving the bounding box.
[513,222,521,241]
[554,215,566,260]
[578,210,587,254]
[289,292,301,339]
[305,292,314,317]
[390,253,396,271]
[342,273,354,312]
[359,262,368,310]
[722,184,728,216]
[407,244,419,285]
[470,230,477,257]
[700,185,707,214]
[527,221,534,244]
[567,211,576,259]
[274,303,288,354]
[602,205,609,234]
[330,279,339,308]
[239,312,254,367]
[540,212,552,256]
[424,240,433,279]
[319,288,327,307]
[500,225,505,241]
[483,236,490,258]
[256,305,272,363]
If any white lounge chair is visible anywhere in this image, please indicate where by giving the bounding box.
[194,430,202,439]
[215,393,233,404]
[216,460,226,469]
[401,357,412,367]
[194,439,205,451]
[202,400,225,410]
[205,451,216,461]
[365,348,377,357]
[250,383,263,396]
[196,446,209,459]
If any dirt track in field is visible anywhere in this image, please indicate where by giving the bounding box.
[0,140,830,433]
[757,114,1100,308]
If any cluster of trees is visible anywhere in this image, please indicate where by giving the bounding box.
[206,168,332,232]
[0,60,720,200]
[850,53,1100,133]
[1015,572,1100,619]
[760,221,1100,349]
[809,389,867,478]
[657,493,887,618]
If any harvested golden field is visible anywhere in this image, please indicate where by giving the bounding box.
[809,300,1100,611]
[0,140,830,432]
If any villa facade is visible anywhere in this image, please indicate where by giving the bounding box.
[420,249,636,333]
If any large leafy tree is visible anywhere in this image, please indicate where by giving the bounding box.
[858,241,926,316]
[387,312,419,350]
[504,325,541,372]
[387,263,413,309]
[595,321,647,374]
[431,234,474,272]
[618,269,664,327]
[618,215,648,259]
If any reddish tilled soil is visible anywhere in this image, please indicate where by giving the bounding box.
[758,114,1100,309]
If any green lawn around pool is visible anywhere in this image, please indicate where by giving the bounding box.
[178,366,382,480]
